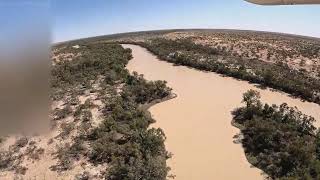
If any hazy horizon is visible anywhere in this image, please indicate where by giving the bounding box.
[53,28,320,44]
[52,0,320,43]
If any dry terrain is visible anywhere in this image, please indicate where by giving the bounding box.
[1,29,320,180]
[111,29,320,80]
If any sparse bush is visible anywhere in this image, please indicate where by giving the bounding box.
[67,95,80,106]
[15,165,27,175]
[74,99,96,120]
[0,150,23,173]
[0,151,13,170]
[54,105,73,120]
[47,138,54,145]
[81,110,92,122]
[26,146,45,160]
[59,122,75,138]
[15,137,29,149]
[51,140,85,172]
[75,171,91,180]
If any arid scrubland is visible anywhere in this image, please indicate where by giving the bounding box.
[1,29,319,180]
[113,30,320,79]
[113,30,320,104]
[1,43,172,180]
[164,31,320,79]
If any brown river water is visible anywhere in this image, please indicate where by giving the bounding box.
[122,44,320,180]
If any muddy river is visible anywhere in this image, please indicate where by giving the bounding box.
[122,44,320,180]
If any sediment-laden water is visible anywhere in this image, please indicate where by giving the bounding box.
[123,44,320,180]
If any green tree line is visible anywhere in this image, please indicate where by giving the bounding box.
[126,39,320,105]
[232,90,320,179]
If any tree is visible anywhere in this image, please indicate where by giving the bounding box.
[242,89,261,107]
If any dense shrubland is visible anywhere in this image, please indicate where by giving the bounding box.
[50,43,172,179]
[51,43,132,100]
[232,90,320,179]
[128,38,320,105]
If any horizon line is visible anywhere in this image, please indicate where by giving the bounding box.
[53,28,320,45]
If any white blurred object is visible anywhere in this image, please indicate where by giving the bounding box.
[245,0,320,5]
[72,45,80,49]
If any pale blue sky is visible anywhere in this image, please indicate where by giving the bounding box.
[51,0,320,42]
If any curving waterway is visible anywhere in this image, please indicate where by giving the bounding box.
[122,44,320,180]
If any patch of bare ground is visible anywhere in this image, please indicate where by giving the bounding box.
[51,45,82,65]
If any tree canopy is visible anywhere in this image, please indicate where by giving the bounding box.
[232,90,320,179]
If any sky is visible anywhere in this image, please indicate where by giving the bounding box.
[50,0,319,42]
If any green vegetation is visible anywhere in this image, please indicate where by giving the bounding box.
[51,140,86,171]
[129,38,320,105]
[51,43,132,100]
[122,72,171,104]
[51,43,171,179]
[232,90,320,179]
